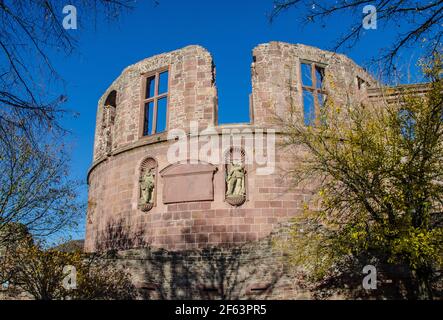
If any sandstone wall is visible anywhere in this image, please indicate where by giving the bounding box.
[100,224,423,300]
[86,42,377,253]
[93,45,217,161]
[104,224,304,300]
[85,127,314,252]
[251,42,377,126]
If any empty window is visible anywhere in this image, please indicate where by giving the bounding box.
[104,90,117,108]
[300,61,326,126]
[357,76,368,90]
[142,69,169,136]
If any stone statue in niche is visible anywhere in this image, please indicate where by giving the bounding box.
[225,157,246,206]
[141,169,155,204]
[226,161,245,196]
[139,158,157,212]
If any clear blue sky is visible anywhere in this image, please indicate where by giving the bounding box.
[53,0,426,240]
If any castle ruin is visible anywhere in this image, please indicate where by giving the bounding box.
[85,42,388,299]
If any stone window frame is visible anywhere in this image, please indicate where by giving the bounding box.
[102,90,117,155]
[139,66,171,138]
[299,59,327,126]
[356,76,369,91]
[104,89,117,109]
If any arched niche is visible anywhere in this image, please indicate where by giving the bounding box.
[138,157,158,212]
[224,147,247,206]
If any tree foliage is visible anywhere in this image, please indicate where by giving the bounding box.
[278,55,443,299]
[0,0,134,246]
[0,236,136,300]
[0,123,82,246]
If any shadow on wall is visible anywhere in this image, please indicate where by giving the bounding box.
[137,246,285,300]
[94,218,289,300]
[308,254,443,300]
[94,218,147,253]
[92,219,442,299]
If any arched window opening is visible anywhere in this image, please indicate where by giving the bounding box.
[102,90,117,155]
[104,90,117,108]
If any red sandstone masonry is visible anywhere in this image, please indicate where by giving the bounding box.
[85,42,378,253]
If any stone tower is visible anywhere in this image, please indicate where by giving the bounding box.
[85,42,377,299]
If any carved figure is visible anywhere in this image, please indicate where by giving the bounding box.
[140,168,155,204]
[226,161,245,197]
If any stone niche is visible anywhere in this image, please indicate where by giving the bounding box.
[160,162,217,204]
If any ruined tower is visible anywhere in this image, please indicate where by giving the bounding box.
[85,42,377,299]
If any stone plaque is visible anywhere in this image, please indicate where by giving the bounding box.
[160,162,217,204]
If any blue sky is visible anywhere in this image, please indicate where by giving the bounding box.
[52,0,426,240]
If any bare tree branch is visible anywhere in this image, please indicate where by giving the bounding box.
[270,0,443,75]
